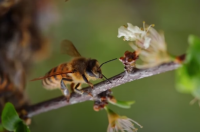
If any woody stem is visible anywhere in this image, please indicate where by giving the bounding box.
[24,61,181,118]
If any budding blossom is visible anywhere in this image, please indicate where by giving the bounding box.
[117,22,154,49]
[119,51,139,72]
[105,107,143,132]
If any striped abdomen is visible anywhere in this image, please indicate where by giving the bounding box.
[42,63,73,89]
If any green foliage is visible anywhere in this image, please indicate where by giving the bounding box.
[176,35,200,99]
[1,103,21,131]
[176,65,196,93]
[109,100,135,109]
[185,35,200,78]
[15,122,30,132]
[1,102,30,132]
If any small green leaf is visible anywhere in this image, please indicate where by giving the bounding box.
[176,35,200,99]
[109,100,135,109]
[185,35,200,78]
[1,103,21,131]
[188,35,200,48]
[176,66,196,93]
[15,121,30,132]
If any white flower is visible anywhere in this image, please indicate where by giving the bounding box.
[118,22,153,49]
[129,26,172,68]
[105,107,143,132]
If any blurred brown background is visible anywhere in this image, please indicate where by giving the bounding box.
[23,0,200,132]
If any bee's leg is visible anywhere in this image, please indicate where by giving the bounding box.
[74,83,83,95]
[74,83,93,97]
[70,83,75,92]
[82,74,94,88]
[60,78,70,102]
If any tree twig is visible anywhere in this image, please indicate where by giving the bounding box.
[25,61,181,118]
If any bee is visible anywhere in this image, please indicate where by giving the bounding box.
[31,40,116,101]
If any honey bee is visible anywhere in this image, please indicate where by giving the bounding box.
[31,40,116,101]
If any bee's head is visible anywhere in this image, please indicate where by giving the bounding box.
[86,59,103,79]
[86,58,117,83]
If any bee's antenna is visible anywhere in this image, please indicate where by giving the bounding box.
[99,58,117,68]
[99,58,116,84]
[102,74,112,84]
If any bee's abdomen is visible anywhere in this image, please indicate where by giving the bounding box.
[42,63,73,89]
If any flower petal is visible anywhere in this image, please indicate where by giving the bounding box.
[143,37,151,49]
[117,26,137,41]
[127,23,143,34]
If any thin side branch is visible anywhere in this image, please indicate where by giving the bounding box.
[25,62,181,118]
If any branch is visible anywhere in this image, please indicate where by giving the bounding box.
[25,61,181,118]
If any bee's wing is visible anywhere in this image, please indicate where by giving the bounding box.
[30,71,73,81]
[60,39,81,57]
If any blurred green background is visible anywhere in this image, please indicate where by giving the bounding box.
[27,0,200,132]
